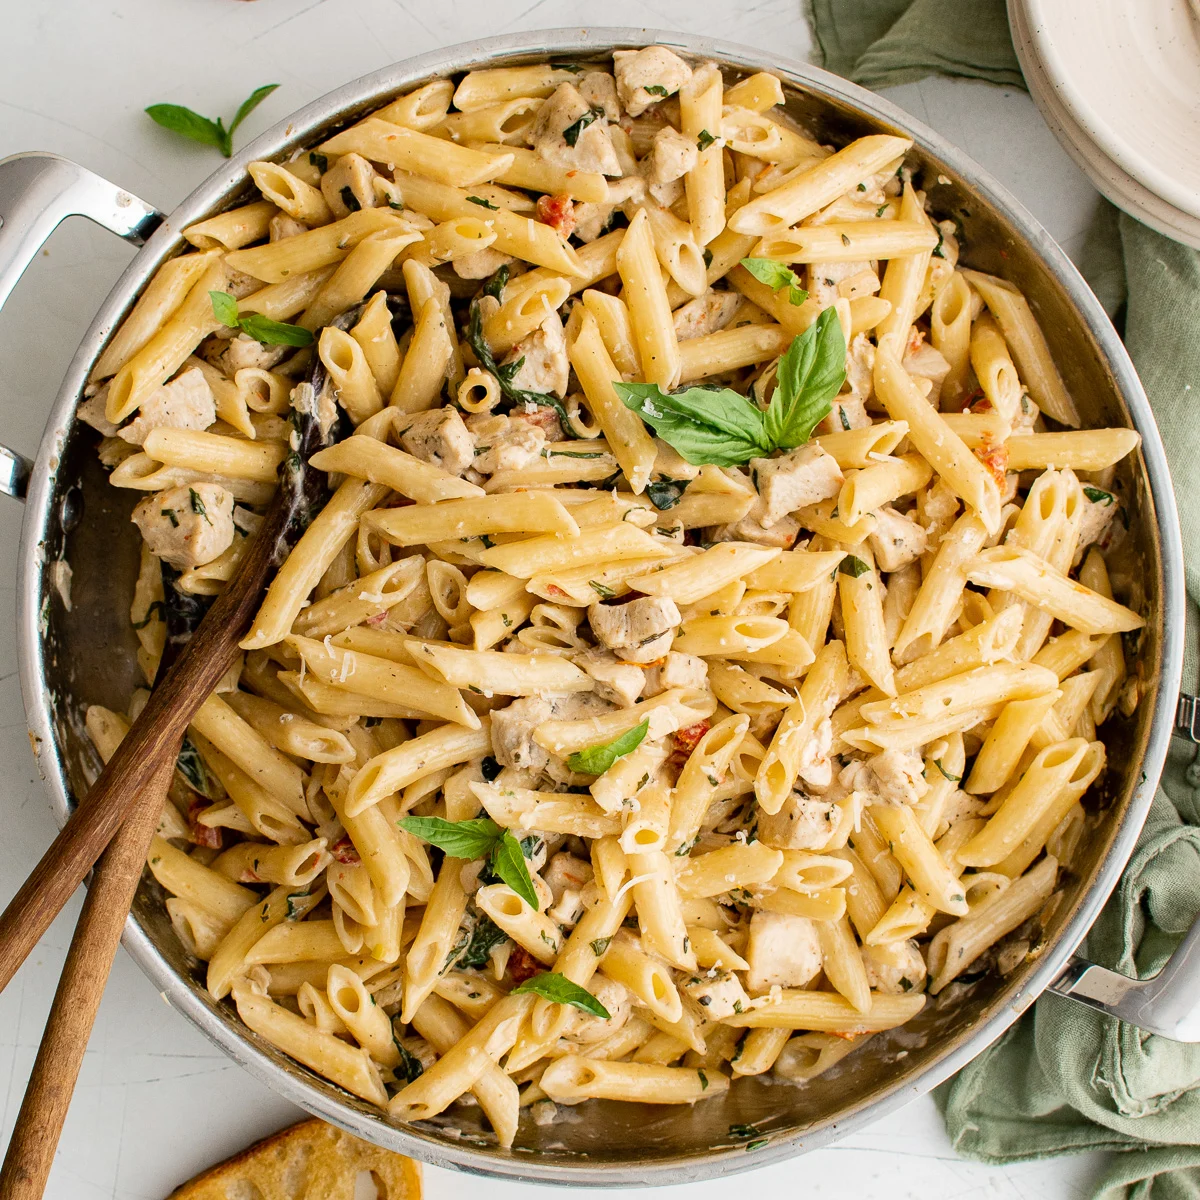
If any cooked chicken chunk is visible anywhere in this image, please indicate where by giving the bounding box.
[672,290,742,341]
[530,84,622,176]
[491,696,554,773]
[862,939,928,995]
[468,412,546,475]
[561,975,632,1043]
[132,482,235,570]
[577,71,622,121]
[751,444,844,527]
[682,969,750,1019]
[1073,486,1119,564]
[118,367,216,446]
[577,649,646,706]
[642,651,708,696]
[867,504,929,572]
[612,46,693,117]
[588,597,681,664]
[757,790,842,851]
[400,406,475,476]
[744,911,822,992]
[841,749,928,807]
[77,386,119,438]
[206,333,288,375]
[502,311,569,397]
[903,339,951,406]
[644,126,697,185]
[807,260,873,309]
[320,152,377,218]
[452,247,515,280]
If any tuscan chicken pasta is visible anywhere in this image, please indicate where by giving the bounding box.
[79,47,1145,1142]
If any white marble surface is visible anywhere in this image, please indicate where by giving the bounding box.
[0,2,1106,1196]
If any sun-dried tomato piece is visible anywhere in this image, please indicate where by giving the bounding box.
[187,798,223,849]
[330,834,361,865]
[508,946,541,985]
[974,439,1010,490]
[536,192,576,239]
[670,719,711,765]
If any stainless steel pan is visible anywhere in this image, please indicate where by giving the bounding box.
[0,26,1196,1186]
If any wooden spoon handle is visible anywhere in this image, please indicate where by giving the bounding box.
[0,484,293,997]
[0,755,174,1200]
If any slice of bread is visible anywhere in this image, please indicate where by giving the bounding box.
[166,1118,422,1200]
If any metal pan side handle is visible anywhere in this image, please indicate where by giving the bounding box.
[1047,695,1200,1041]
[0,152,163,500]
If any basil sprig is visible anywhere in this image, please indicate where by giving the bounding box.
[399,815,539,910]
[567,719,650,775]
[145,84,279,158]
[616,307,845,467]
[512,972,611,1017]
[210,291,313,347]
[740,256,808,307]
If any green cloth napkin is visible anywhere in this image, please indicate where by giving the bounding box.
[808,4,1200,1197]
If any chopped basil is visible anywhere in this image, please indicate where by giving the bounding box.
[161,507,179,528]
[643,84,669,97]
[481,262,509,302]
[590,936,612,956]
[589,580,616,599]
[646,476,691,510]
[933,759,962,782]
[309,151,328,172]
[466,194,499,210]
[697,128,716,151]
[339,186,361,213]
[1083,486,1115,506]
[932,227,946,258]
[188,487,211,525]
[562,107,604,148]
[839,555,870,578]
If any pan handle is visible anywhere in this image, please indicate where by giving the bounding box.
[0,152,163,501]
[1045,696,1200,1040]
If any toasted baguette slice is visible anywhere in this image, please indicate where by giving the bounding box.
[167,1118,422,1200]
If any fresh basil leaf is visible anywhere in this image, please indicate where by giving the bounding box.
[145,104,227,152]
[567,718,650,775]
[209,289,240,327]
[616,381,770,467]
[237,313,314,347]
[646,477,691,510]
[399,815,504,860]
[512,972,611,1017]
[697,128,717,151]
[481,263,509,302]
[491,829,540,911]
[466,194,498,210]
[145,83,278,158]
[838,555,870,578]
[1083,486,1114,506]
[562,107,603,148]
[227,83,279,142]
[739,256,808,307]
[764,307,845,450]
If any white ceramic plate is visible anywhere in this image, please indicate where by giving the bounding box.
[1023,0,1200,221]
[1010,0,1200,250]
